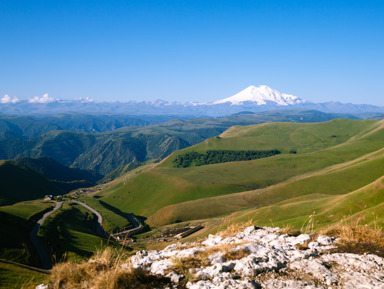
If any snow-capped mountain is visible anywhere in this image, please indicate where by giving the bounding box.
[213,85,307,106]
[1,85,383,116]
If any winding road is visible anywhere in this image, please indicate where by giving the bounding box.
[29,201,63,270]
[112,213,143,238]
[70,200,106,236]
[29,200,107,270]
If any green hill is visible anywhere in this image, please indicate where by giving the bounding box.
[38,202,124,262]
[148,145,384,226]
[15,157,101,192]
[92,119,384,228]
[160,118,377,165]
[0,160,61,206]
[213,174,384,238]
[0,110,362,176]
[0,200,55,266]
[15,157,99,182]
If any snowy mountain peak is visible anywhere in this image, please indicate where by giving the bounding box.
[213,85,307,106]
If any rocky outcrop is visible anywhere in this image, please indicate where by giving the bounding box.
[129,226,384,288]
[36,225,384,288]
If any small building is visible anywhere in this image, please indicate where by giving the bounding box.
[44,195,53,201]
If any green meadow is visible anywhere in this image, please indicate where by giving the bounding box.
[222,175,384,232]
[0,200,55,220]
[78,196,134,233]
[148,147,384,227]
[95,119,384,228]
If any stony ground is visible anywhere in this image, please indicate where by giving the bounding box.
[129,226,384,289]
[35,225,384,288]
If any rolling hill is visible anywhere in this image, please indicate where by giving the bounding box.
[0,110,359,176]
[38,202,119,262]
[0,160,61,206]
[0,200,55,267]
[91,119,384,229]
[15,157,101,191]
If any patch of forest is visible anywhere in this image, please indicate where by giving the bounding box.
[173,149,281,168]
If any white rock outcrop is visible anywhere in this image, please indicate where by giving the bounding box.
[128,226,384,288]
[36,225,384,289]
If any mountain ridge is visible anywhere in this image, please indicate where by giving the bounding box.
[1,86,383,115]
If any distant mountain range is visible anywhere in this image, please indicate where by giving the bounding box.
[0,110,362,177]
[1,85,383,116]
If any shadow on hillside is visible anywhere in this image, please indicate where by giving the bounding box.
[0,211,40,267]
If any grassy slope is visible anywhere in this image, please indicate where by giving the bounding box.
[39,202,120,262]
[0,200,55,220]
[98,119,383,220]
[0,212,36,265]
[0,160,60,206]
[148,146,384,226]
[167,175,384,245]
[78,196,133,233]
[77,162,158,231]
[0,259,49,289]
[0,201,55,266]
[223,175,384,232]
[160,119,377,162]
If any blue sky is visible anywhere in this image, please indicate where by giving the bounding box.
[1,0,383,105]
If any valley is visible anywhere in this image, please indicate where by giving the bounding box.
[0,110,364,178]
[93,119,383,225]
[0,113,383,288]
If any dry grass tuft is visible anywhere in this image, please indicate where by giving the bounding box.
[170,256,195,285]
[278,212,320,237]
[294,235,317,250]
[217,219,254,238]
[320,217,384,257]
[20,278,49,289]
[48,247,172,289]
[96,267,172,289]
[252,268,325,287]
[278,224,301,237]
[222,248,250,260]
[171,241,249,277]
[175,241,201,250]
[300,211,317,234]
[170,243,249,287]
[171,246,225,273]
